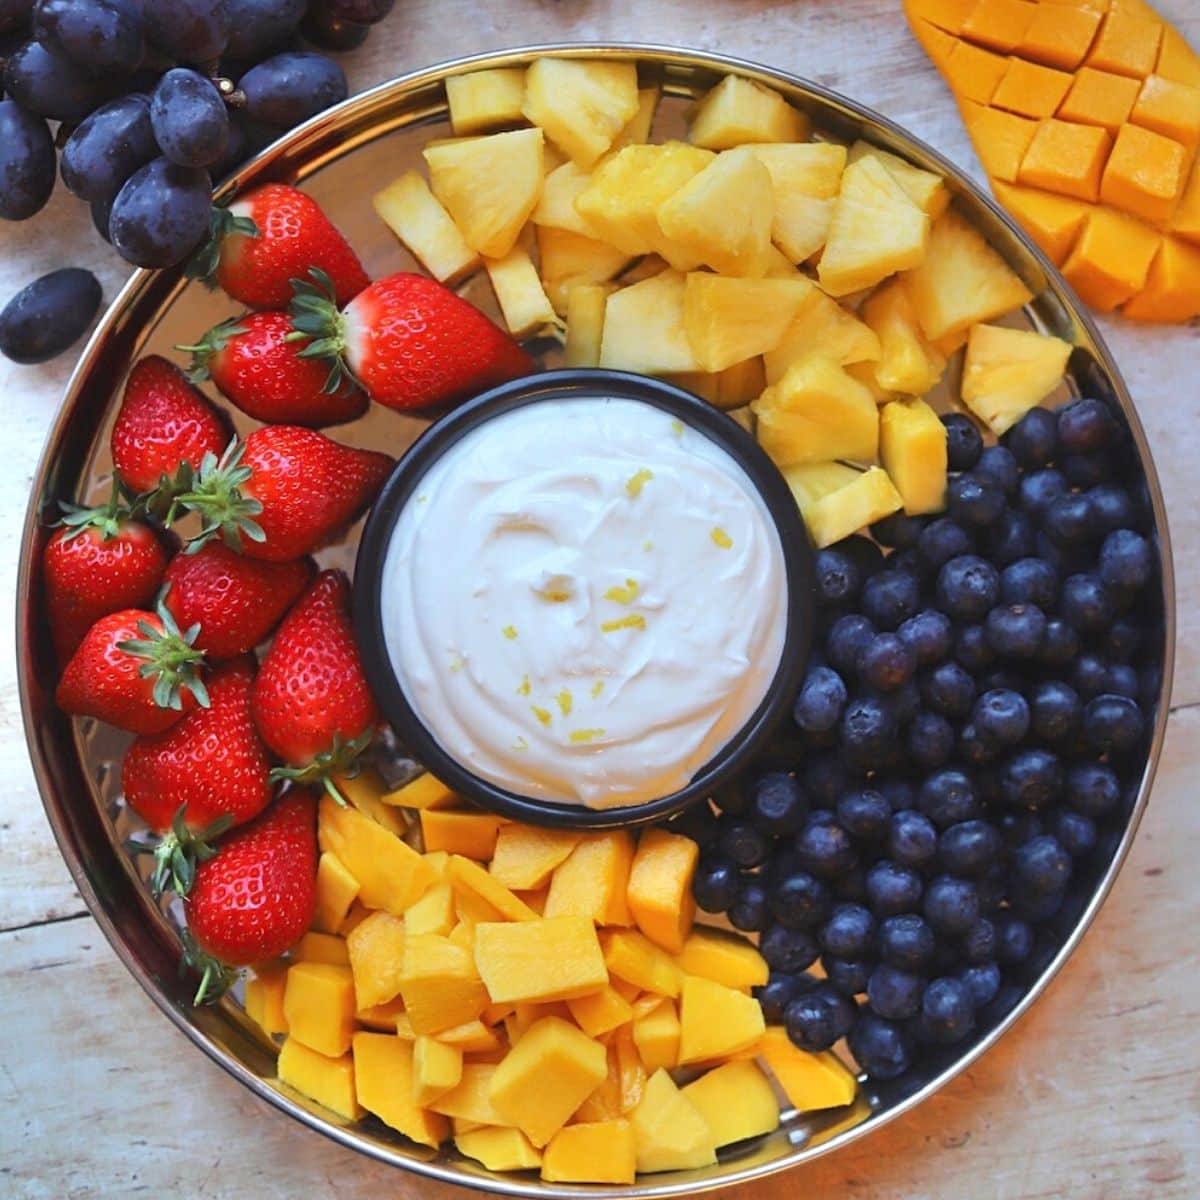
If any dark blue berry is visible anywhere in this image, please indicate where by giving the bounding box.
[750,772,809,836]
[897,609,953,666]
[923,875,981,936]
[756,973,800,1022]
[858,633,916,690]
[838,696,896,770]
[826,614,876,675]
[861,570,921,630]
[1061,573,1114,633]
[693,857,740,912]
[1042,492,1096,545]
[1049,808,1098,857]
[833,866,869,902]
[1012,885,1066,922]
[962,917,997,963]
[669,802,719,847]
[866,861,923,916]
[998,809,1044,850]
[1040,617,1080,667]
[1061,450,1111,488]
[907,711,955,768]
[937,555,1000,620]
[785,987,855,1051]
[836,789,890,840]
[848,1013,912,1079]
[919,769,981,828]
[1084,693,1145,753]
[770,871,831,930]
[871,511,927,548]
[729,879,770,931]
[1029,680,1082,742]
[1088,484,1138,535]
[921,661,977,719]
[1057,396,1117,453]
[988,510,1038,568]
[972,688,1031,746]
[1000,557,1058,609]
[795,814,857,880]
[1000,748,1063,809]
[839,535,886,580]
[1018,467,1068,516]
[867,963,924,1020]
[957,962,1001,1008]
[995,915,1034,964]
[878,914,936,971]
[955,623,996,672]
[1104,617,1141,662]
[794,666,848,733]
[761,923,820,973]
[938,820,1002,877]
[942,413,984,471]
[1012,835,1071,893]
[825,956,871,997]
[920,976,975,1043]
[986,603,1048,658]
[1105,662,1139,699]
[879,779,916,812]
[717,818,769,869]
[1099,529,1152,592]
[975,444,1020,495]
[917,517,975,571]
[813,545,863,606]
[947,473,1006,526]
[802,754,849,807]
[819,903,876,958]
[1005,407,1058,467]
[880,678,922,727]
[888,809,938,868]
[1072,652,1110,698]
[958,722,997,766]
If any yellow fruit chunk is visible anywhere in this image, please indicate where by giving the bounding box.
[880,398,948,516]
[411,1034,464,1106]
[629,1068,716,1173]
[1100,123,1186,224]
[1132,74,1200,145]
[624,827,699,954]
[563,283,610,368]
[846,141,949,218]
[335,769,407,837]
[284,962,356,1058]
[658,147,775,276]
[1086,6,1164,79]
[631,999,680,1071]
[958,101,1038,183]
[862,278,945,396]
[749,142,848,262]
[1172,154,1200,244]
[1062,206,1161,309]
[961,0,1036,51]
[991,57,1074,118]
[506,1000,572,1043]
[764,286,880,383]
[716,357,767,410]
[802,467,904,549]
[689,74,808,149]
[537,228,629,314]
[488,825,581,891]
[614,1024,647,1112]
[683,1059,779,1146]
[437,1018,503,1053]
[445,67,526,135]
[601,929,682,997]
[682,274,812,374]
[399,933,490,1034]
[1018,3,1103,69]
[532,161,598,237]
[991,182,1091,264]
[245,963,288,1036]
[278,1037,361,1121]
[905,0,975,35]
[1122,235,1200,321]
[753,354,880,468]
[599,270,701,375]
[1057,67,1142,132]
[318,794,435,917]
[455,1126,542,1171]
[373,171,480,284]
[474,916,609,1004]
[818,155,930,296]
[567,985,634,1038]
[612,85,661,151]
[490,1016,608,1147]
[961,323,1073,434]
[574,1045,624,1122]
[448,853,539,921]
[428,1062,506,1125]
[758,1026,858,1111]
[295,930,349,966]
[944,40,1010,104]
[355,996,407,1031]
[522,58,639,167]
[782,461,867,518]
[420,809,506,862]
[544,830,635,925]
[541,1119,636,1184]
[1157,24,1200,88]
[673,927,769,991]
[424,128,544,257]
[346,909,407,1010]
[351,1032,447,1145]
[404,878,455,938]
[484,245,558,337]
[338,902,370,938]
[312,850,359,935]
[382,772,456,810]
[1018,118,1111,202]
[904,208,1032,340]
[677,974,765,1065]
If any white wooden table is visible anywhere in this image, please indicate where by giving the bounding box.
[2,3,1197,1197]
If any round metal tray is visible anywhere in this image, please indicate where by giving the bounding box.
[16,43,1176,1198]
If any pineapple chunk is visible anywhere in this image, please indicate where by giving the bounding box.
[903,208,1033,341]
[445,68,526,135]
[762,245,804,277]
[803,467,903,548]
[373,171,480,284]
[537,226,631,314]
[689,74,809,149]
[599,271,701,374]
[960,324,1072,434]
[533,161,599,237]
[611,87,661,151]
[880,398,948,515]
[484,244,558,337]
[575,142,715,259]
[861,278,945,395]
[716,357,767,410]
[749,142,848,264]
[752,354,880,466]
[818,155,930,297]
[847,141,949,218]
[522,58,640,167]
[726,406,755,435]
[845,359,897,404]
[682,273,813,372]
[781,461,863,511]
[424,128,544,258]
[657,148,775,277]
[764,287,881,383]
[564,284,609,368]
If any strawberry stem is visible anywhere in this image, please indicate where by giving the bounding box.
[286,267,361,396]
[176,316,248,384]
[116,596,210,712]
[186,203,260,286]
[145,805,233,899]
[168,439,266,554]
[55,477,132,543]
[269,729,374,805]
[181,929,240,1006]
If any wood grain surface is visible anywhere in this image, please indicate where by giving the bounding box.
[0,2,1197,1197]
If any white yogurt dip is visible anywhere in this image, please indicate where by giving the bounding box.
[381,396,788,809]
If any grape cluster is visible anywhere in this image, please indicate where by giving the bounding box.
[0,0,395,361]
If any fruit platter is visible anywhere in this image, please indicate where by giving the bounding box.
[16,43,1174,1197]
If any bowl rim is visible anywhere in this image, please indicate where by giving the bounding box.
[351,367,815,830]
[15,40,1177,1200]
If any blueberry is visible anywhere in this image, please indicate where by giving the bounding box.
[795,814,857,879]
[1029,680,1082,742]
[1084,693,1145,754]
[957,962,1001,1008]
[861,569,921,630]
[871,511,927,548]
[907,711,955,768]
[839,696,896,770]
[920,976,976,1044]
[840,535,886,581]
[937,555,1000,621]
[1018,467,1068,517]
[979,666,1026,695]
[947,473,1006,526]
[762,923,820,973]
[717,817,770,870]
[879,780,916,813]
[1061,450,1111,488]
[751,772,809,836]
[826,614,876,674]
[998,809,1045,850]
[1005,407,1058,468]
[825,956,872,997]
[921,661,977,719]
[1072,652,1110,698]
[1000,748,1063,809]
[888,809,938,868]
[918,518,974,571]
[867,963,924,1020]
[785,987,855,1052]
[999,557,1057,610]
[713,779,751,816]
[1039,617,1080,667]
[1099,529,1152,592]
[1061,573,1114,633]
[985,603,1047,658]
[923,875,981,936]
[820,903,876,957]
[954,624,996,672]
[1049,808,1098,857]
[693,856,741,912]
[995,915,1034,964]
[1012,835,1072,893]
[958,722,997,766]
[988,509,1037,566]
[880,677,922,727]
[836,789,890,840]
[1088,483,1138,535]
[814,545,863,606]
[1105,663,1139,700]
[802,754,849,807]
[866,861,923,916]
[669,802,719,847]
[1042,492,1096,546]
[888,547,926,577]
[756,973,801,1022]
[937,821,1002,878]
[897,609,954,666]
[858,633,916,691]
[974,445,1019,495]
[963,916,997,964]
[1058,396,1117,453]
[729,879,770,932]
[972,688,1031,746]
[878,914,936,971]
[848,1013,912,1080]
[794,666,848,733]
[1104,617,1141,663]
[919,769,981,828]
[770,870,832,930]
[942,413,984,471]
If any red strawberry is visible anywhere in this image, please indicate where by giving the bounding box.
[189,184,369,310]
[180,311,367,428]
[185,790,317,1000]
[44,487,169,663]
[289,269,533,411]
[56,604,208,734]
[162,541,315,660]
[123,658,273,896]
[251,570,379,793]
[173,425,393,561]
[111,356,230,497]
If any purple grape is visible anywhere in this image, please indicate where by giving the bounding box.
[109,156,213,268]
[143,0,230,64]
[151,68,230,168]
[60,93,157,205]
[0,268,101,364]
[238,50,347,127]
[300,4,369,51]
[91,194,114,241]
[3,39,119,121]
[0,98,54,219]
[32,0,144,75]
[325,0,394,23]
[224,0,305,60]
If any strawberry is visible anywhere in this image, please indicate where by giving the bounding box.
[185,789,317,1001]
[188,184,369,310]
[44,485,169,663]
[171,425,393,561]
[289,269,533,411]
[56,603,208,735]
[123,658,273,897]
[162,541,314,660]
[179,311,367,428]
[251,570,379,795]
[111,355,230,498]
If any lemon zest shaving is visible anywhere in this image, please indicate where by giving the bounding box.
[531,705,552,727]
[502,625,518,640]
[591,680,604,699]
[625,468,654,498]
[711,526,733,549]
[603,578,639,605]
[601,613,646,633]
[517,675,531,696]
[671,419,684,436]
[557,690,573,717]
[569,728,605,744]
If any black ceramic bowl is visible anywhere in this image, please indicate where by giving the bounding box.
[353,368,816,829]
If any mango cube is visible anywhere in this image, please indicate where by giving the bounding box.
[907,0,974,36]
[404,879,456,938]
[381,772,456,810]
[763,286,880,383]
[373,171,480,284]
[1157,25,1200,89]
[673,927,770,992]
[750,142,847,262]
[991,57,1073,119]
[541,1119,636,1184]
[797,466,904,549]
[1100,123,1186,224]
[445,67,526,135]
[784,461,884,513]
[448,853,539,921]
[632,999,680,1071]
[355,996,407,1032]
[1064,202,1162,310]
[1086,7,1164,79]
[522,58,640,167]
[399,934,490,1034]
[489,824,582,891]
[428,1063,507,1125]
[602,929,682,998]
[563,282,611,368]
[352,1032,448,1146]
[961,323,1073,433]
[1056,67,1141,132]
[757,1026,858,1112]
[689,74,809,149]
[599,270,702,375]
[436,1018,504,1053]
[614,1024,648,1112]
[455,1127,542,1171]
[312,850,360,935]
[958,101,1038,184]
[278,1037,361,1121]
[345,909,407,1010]
[625,827,699,954]
[412,1034,464,1106]
[1132,74,1200,146]
[990,182,1090,264]
[1018,2,1102,69]
[283,962,356,1058]
[961,0,1036,51]
[567,985,635,1038]
[682,1059,779,1146]
[677,975,765,1065]
[1018,118,1110,202]
[334,769,408,837]
[1122,236,1200,321]
[420,809,506,861]
[544,830,634,925]
[244,963,288,1036]
[295,930,349,966]
[880,398,949,515]
[944,40,1009,104]
[474,916,609,1004]
[631,1069,716,1173]
[861,278,944,396]
[681,274,812,374]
